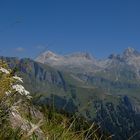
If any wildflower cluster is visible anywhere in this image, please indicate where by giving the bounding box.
[0,67,10,74]
[12,84,30,95]
[0,60,31,99]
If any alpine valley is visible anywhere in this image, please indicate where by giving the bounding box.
[1,47,140,139]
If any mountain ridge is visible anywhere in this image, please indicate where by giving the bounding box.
[35,47,140,62]
[35,47,140,78]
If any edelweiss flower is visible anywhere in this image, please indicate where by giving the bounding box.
[0,67,10,74]
[5,90,11,96]
[12,84,30,95]
[13,75,23,83]
[27,95,32,99]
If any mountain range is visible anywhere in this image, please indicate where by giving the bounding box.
[1,47,140,139]
[36,47,140,76]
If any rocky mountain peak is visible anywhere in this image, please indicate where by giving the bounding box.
[123,47,140,58]
[125,47,135,53]
[41,50,57,58]
[35,50,61,63]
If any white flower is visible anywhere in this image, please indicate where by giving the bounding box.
[5,90,11,96]
[13,75,23,83]
[12,84,30,95]
[27,95,32,99]
[0,67,10,74]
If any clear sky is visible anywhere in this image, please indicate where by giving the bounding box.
[0,0,140,59]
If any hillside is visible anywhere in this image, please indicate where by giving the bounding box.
[0,60,110,140]
[1,48,140,139]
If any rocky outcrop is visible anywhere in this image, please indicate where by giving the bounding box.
[9,100,45,140]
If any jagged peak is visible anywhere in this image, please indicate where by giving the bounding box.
[41,50,58,57]
[124,47,135,54]
[36,50,62,59]
[123,47,140,57]
[35,50,62,63]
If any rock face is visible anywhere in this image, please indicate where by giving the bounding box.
[9,101,45,140]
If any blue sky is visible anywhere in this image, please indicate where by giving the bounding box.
[0,0,140,59]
